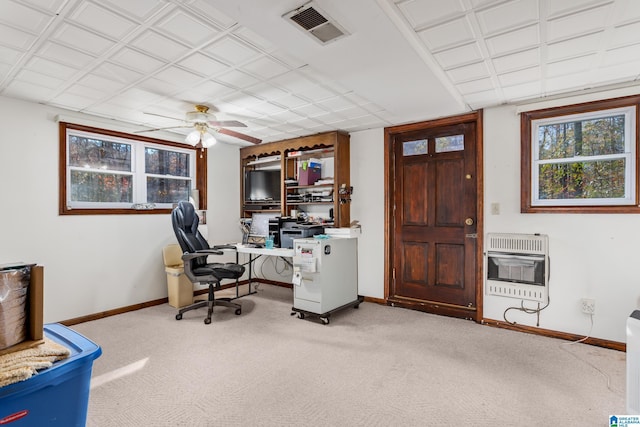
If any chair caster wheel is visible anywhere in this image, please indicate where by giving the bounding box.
[235,308,241,315]
[321,317,330,325]
[204,318,211,324]
[175,314,182,320]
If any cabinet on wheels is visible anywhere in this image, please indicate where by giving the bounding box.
[239,131,350,227]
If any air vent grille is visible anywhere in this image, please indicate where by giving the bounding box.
[290,7,327,30]
[284,2,349,45]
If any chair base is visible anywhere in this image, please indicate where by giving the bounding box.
[175,296,241,324]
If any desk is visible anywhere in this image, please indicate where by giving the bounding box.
[234,244,294,297]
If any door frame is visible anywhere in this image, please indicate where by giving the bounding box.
[383,110,484,321]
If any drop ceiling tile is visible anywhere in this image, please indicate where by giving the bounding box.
[247,101,286,118]
[546,0,611,17]
[68,2,138,40]
[0,63,10,81]
[109,47,165,74]
[546,32,602,61]
[591,60,640,84]
[49,92,95,109]
[610,0,640,26]
[397,0,466,29]
[546,54,596,77]
[51,24,116,56]
[66,82,110,100]
[83,102,139,120]
[154,66,204,88]
[188,0,236,29]
[611,21,640,48]
[233,27,276,52]
[447,61,490,83]
[547,5,611,42]
[92,62,143,85]
[203,37,260,66]
[244,82,289,101]
[417,17,475,51]
[130,30,190,62]
[20,0,66,14]
[455,77,495,94]
[0,1,52,33]
[137,77,181,96]
[603,43,640,65]
[317,96,356,111]
[23,57,78,80]
[292,103,329,117]
[178,53,229,77]
[78,73,127,93]
[333,105,370,120]
[292,83,336,103]
[15,68,64,89]
[485,24,539,56]
[497,66,540,86]
[434,42,483,69]
[183,80,234,99]
[492,48,539,74]
[109,88,164,109]
[288,117,324,128]
[0,45,24,65]
[3,80,55,101]
[475,0,539,36]
[98,0,167,22]
[271,94,308,109]
[37,42,96,68]
[216,70,260,89]
[501,81,541,100]
[0,23,36,50]
[545,72,591,93]
[241,56,290,80]
[157,10,220,47]
[462,89,502,108]
[266,109,304,123]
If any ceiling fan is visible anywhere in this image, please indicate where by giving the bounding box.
[137,104,261,146]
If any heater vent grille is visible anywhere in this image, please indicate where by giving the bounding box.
[487,233,547,255]
[284,2,349,44]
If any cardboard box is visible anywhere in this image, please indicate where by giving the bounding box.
[298,166,321,186]
[0,265,44,356]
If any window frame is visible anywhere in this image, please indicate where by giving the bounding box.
[521,94,640,213]
[59,122,207,215]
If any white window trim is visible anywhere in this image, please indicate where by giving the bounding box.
[530,106,636,207]
[66,129,196,210]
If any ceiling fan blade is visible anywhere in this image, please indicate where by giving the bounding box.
[208,120,247,128]
[135,126,189,133]
[217,128,262,144]
[143,112,184,121]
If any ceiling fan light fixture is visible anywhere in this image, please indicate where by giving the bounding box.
[202,132,217,148]
[186,130,201,146]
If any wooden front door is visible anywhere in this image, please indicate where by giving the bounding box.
[385,112,483,321]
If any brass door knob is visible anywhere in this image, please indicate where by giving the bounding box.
[465,218,474,226]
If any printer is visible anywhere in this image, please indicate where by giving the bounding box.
[279,222,324,249]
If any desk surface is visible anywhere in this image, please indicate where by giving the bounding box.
[235,244,295,257]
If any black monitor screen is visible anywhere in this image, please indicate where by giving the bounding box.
[245,170,281,202]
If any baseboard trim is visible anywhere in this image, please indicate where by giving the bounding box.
[60,280,250,326]
[482,318,626,352]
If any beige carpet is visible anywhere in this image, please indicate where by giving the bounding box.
[71,285,626,427]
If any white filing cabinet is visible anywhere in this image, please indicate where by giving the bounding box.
[292,237,360,324]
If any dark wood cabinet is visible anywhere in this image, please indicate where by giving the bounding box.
[240,131,351,227]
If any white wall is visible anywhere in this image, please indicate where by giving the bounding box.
[0,96,240,323]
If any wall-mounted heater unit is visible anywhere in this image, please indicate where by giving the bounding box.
[485,233,549,304]
[628,310,640,413]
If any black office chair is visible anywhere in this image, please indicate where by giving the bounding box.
[171,201,245,324]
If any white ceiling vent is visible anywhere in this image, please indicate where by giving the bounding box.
[284,2,349,45]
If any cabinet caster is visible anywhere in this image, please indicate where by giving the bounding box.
[235,308,242,315]
[354,303,360,309]
[320,317,330,325]
[297,312,305,319]
[204,318,211,325]
[175,313,183,321]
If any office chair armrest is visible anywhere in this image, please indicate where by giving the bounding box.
[181,249,224,261]
[211,244,238,252]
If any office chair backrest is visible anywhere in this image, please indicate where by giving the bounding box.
[171,201,209,266]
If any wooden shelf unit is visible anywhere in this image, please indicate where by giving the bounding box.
[240,131,350,227]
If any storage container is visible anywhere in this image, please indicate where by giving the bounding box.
[0,323,102,426]
[163,244,193,308]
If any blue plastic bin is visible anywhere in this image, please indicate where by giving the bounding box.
[0,323,102,426]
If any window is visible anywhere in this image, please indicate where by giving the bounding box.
[60,122,207,215]
[521,95,640,213]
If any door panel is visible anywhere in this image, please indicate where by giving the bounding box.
[388,117,480,319]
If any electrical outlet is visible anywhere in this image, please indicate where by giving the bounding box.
[581,298,596,315]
